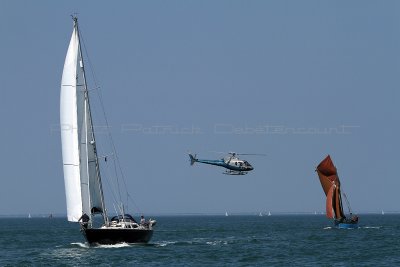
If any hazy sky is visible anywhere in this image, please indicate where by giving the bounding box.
[1,1,399,216]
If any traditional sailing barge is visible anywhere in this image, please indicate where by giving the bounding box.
[316,155,359,229]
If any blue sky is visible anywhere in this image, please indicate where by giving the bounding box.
[0,1,399,216]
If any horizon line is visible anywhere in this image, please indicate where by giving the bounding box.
[1,210,399,218]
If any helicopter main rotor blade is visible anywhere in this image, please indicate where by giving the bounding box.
[235,153,267,156]
[209,151,266,156]
[209,151,228,154]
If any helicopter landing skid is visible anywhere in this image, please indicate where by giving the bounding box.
[223,170,248,175]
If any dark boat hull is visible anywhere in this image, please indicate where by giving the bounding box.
[83,228,153,245]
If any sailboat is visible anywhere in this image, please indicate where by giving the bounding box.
[315,155,358,229]
[268,211,271,216]
[225,211,229,217]
[60,16,155,245]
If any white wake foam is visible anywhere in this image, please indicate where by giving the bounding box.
[70,242,89,248]
[95,242,131,248]
[362,226,381,229]
[70,242,132,248]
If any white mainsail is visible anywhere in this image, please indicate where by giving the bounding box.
[60,19,105,222]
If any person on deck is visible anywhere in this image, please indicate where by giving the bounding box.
[351,214,359,222]
[79,213,90,229]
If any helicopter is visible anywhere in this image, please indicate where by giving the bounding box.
[188,152,265,175]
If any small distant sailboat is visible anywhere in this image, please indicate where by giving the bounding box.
[60,16,155,245]
[315,155,359,229]
[381,210,385,215]
[225,211,229,217]
[28,213,31,219]
[259,212,263,217]
[268,211,271,216]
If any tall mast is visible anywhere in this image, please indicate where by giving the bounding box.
[74,16,108,224]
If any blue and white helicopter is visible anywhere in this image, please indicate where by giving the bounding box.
[188,152,264,175]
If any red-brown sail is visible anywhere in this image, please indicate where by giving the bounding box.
[316,155,345,220]
[326,186,334,218]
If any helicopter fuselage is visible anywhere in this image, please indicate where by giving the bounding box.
[189,154,253,174]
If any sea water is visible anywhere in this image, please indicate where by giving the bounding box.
[0,214,399,266]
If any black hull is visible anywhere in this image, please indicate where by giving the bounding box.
[83,228,153,245]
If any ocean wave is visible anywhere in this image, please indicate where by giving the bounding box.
[154,240,196,247]
[155,238,232,247]
[206,240,228,246]
[154,241,178,247]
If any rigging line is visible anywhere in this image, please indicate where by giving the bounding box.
[76,19,107,222]
[98,156,123,216]
[102,158,122,212]
[79,25,124,203]
[79,28,141,214]
[342,191,352,214]
[337,171,352,215]
[112,155,123,203]
[112,203,123,218]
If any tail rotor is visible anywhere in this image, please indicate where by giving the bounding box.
[189,153,197,166]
